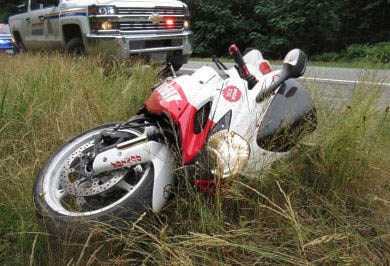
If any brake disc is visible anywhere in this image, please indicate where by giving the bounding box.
[59,140,127,197]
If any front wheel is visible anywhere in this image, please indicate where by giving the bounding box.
[66,37,85,56]
[33,123,154,235]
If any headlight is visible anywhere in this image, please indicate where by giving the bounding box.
[101,21,113,30]
[183,6,190,29]
[89,5,116,16]
[204,130,250,178]
[91,21,117,31]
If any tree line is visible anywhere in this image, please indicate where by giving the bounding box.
[1,0,389,58]
[185,0,389,58]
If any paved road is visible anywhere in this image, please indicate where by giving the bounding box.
[178,61,390,107]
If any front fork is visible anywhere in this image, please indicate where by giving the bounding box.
[92,126,175,212]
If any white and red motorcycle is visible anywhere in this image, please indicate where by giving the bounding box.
[33,45,316,233]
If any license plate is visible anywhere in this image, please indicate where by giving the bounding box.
[150,52,167,64]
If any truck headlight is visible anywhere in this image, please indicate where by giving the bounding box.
[89,5,117,16]
[101,21,113,30]
[183,6,190,29]
[204,130,250,178]
[91,21,117,31]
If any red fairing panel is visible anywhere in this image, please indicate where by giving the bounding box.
[178,105,214,163]
[145,80,188,123]
[144,80,214,164]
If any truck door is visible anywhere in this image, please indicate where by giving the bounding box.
[26,0,60,49]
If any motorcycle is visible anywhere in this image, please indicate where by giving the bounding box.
[33,44,316,233]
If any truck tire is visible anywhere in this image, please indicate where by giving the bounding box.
[172,63,183,72]
[12,32,25,53]
[66,37,85,55]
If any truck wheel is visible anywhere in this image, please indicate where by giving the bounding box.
[14,40,25,53]
[172,63,183,71]
[66,37,85,55]
[12,32,25,53]
[165,63,183,72]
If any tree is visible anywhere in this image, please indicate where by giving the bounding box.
[0,0,25,23]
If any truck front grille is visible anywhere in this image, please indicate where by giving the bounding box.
[116,7,186,32]
[119,21,184,31]
[117,7,185,16]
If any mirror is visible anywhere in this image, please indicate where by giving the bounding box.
[282,49,307,78]
[256,49,307,102]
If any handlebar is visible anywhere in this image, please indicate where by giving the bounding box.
[229,44,258,90]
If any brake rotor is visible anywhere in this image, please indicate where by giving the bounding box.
[59,140,128,197]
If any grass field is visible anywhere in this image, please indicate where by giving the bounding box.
[0,53,389,265]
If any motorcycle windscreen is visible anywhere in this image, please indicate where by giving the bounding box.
[257,79,317,152]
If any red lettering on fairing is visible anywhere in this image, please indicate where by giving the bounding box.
[145,80,189,124]
[110,155,142,168]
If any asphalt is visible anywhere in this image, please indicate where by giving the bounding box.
[178,61,390,107]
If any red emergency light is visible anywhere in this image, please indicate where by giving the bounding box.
[165,18,175,28]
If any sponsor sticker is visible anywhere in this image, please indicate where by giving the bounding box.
[222,85,242,102]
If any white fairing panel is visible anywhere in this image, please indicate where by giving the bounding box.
[175,64,288,177]
[92,127,175,213]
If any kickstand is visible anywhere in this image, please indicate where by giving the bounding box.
[167,62,177,78]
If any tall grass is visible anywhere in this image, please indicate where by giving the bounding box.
[0,53,388,265]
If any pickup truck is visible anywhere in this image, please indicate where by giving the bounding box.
[8,0,193,70]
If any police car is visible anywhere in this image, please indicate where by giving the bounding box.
[0,24,14,54]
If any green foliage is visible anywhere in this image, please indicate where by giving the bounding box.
[186,0,257,57]
[185,0,389,58]
[312,42,390,64]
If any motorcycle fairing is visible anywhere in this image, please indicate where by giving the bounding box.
[145,66,223,163]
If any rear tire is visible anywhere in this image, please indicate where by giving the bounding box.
[33,123,154,235]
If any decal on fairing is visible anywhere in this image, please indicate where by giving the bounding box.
[272,74,280,82]
[110,155,142,168]
[145,80,188,123]
[156,80,183,104]
[222,85,242,102]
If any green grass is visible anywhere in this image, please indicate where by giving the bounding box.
[0,52,389,265]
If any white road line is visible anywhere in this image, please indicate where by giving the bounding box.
[301,77,390,86]
[180,68,390,87]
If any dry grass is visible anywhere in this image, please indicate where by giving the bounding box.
[0,52,389,265]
